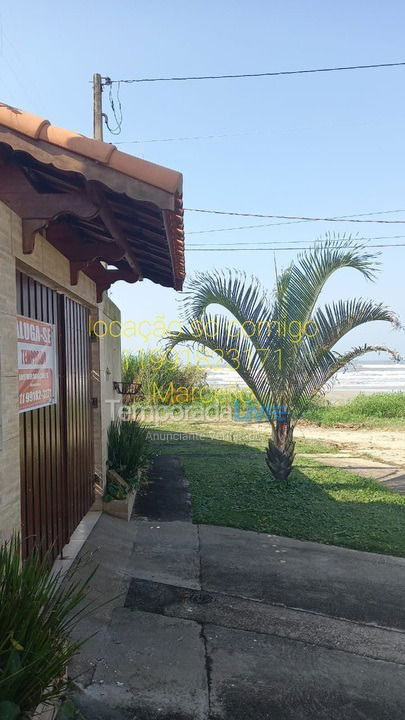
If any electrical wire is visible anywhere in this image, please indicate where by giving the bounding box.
[114,117,378,145]
[113,119,379,146]
[104,81,123,136]
[110,61,405,84]
[187,209,405,235]
[186,242,405,252]
[187,234,405,247]
[115,131,251,144]
[184,208,405,224]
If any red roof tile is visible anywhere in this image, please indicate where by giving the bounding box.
[0,103,185,291]
[0,103,183,195]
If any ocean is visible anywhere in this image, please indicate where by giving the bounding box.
[206,361,405,394]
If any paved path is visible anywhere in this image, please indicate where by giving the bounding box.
[65,455,405,720]
[299,452,405,493]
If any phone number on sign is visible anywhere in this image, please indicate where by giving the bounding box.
[19,388,53,405]
[133,348,283,370]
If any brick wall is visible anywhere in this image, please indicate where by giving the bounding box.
[0,203,21,540]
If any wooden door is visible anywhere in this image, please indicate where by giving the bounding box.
[17,271,94,559]
[63,295,94,539]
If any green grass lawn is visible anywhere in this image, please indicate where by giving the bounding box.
[148,420,405,557]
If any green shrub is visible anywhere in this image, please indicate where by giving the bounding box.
[0,536,95,717]
[121,350,207,405]
[302,392,405,424]
[343,392,405,418]
[106,418,150,498]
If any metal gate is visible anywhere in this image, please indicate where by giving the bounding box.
[17,271,94,559]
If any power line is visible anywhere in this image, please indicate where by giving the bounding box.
[107,118,385,148]
[116,114,402,146]
[186,242,405,252]
[185,208,405,224]
[187,234,405,248]
[113,118,378,145]
[115,131,251,144]
[104,80,123,135]
[110,61,405,84]
[187,209,405,235]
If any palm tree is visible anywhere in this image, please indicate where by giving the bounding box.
[165,238,400,483]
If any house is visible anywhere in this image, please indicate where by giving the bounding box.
[0,103,185,558]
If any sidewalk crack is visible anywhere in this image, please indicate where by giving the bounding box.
[197,523,212,717]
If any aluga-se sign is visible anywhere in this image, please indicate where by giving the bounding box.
[17,315,58,412]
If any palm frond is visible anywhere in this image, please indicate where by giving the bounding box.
[307,298,400,357]
[291,344,400,419]
[285,299,401,411]
[181,269,275,349]
[277,235,380,328]
[327,344,400,377]
[166,314,278,423]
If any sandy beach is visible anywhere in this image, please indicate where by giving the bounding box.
[322,389,367,404]
[295,423,405,466]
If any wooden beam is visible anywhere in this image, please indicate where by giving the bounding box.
[22,219,43,253]
[87,180,142,279]
[84,261,138,302]
[46,221,126,285]
[0,164,99,253]
[0,165,99,219]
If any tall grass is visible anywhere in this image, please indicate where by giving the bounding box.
[302,392,405,425]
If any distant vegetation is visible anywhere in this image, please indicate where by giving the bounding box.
[302,392,405,428]
[121,348,404,429]
[121,350,207,405]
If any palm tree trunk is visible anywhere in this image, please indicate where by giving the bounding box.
[266,419,295,483]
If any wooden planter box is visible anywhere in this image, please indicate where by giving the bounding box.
[31,701,59,719]
[102,468,142,521]
[103,489,136,521]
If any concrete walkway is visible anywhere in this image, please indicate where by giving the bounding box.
[65,456,405,720]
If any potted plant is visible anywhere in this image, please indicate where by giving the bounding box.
[103,418,149,521]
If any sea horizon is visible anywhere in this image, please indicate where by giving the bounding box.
[206,359,405,394]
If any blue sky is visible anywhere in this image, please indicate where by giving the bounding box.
[2,0,404,358]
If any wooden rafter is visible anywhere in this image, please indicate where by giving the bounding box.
[84,261,138,302]
[0,164,99,253]
[0,140,184,296]
[46,221,126,285]
[86,180,142,280]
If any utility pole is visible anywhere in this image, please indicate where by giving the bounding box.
[93,73,103,141]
